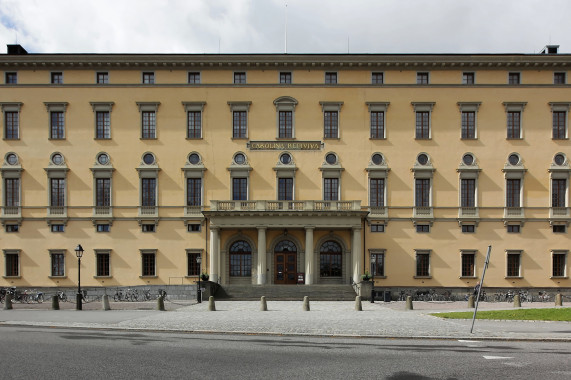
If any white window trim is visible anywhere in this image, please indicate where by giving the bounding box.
[369,249,386,278]
[3,249,21,278]
[1,102,22,140]
[136,102,160,139]
[366,102,390,139]
[459,250,477,278]
[94,249,112,278]
[182,101,206,139]
[457,102,481,139]
[549,102,570,140]
[320,101,343,139]
[187,71,201,84]
[274,96,298,139]
[551,250,568,278]
[140,249,157,277]
[233,71,247,84]
[505,250,523,278]
[90,102,114,139]
[411,102,435,139]
[48,249,66,278]
[414,249,431,278]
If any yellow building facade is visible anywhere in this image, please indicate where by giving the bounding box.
[0,45,570,295]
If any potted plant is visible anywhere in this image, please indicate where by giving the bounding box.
[361,272,371,281]
[200,272,209,281]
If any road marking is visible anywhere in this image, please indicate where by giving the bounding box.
[483,356,514,360]
[458,340,479,343]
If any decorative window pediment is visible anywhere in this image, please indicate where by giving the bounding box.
[366,152,390,178]
[273,152,297,178]
[182,152,206,178]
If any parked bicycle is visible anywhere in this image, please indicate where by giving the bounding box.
[140,288,153,301]
[26,289,44,303]
[56,290,68,302]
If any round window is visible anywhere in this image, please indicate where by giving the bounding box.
[52,153,63,165]
[417,153,429,165]
[188,153,200,165]
[554,154,565,166]
[372,153,384,165]
[508,154,520,166]
[280,153,292,165]
[234,153,246,165]
[143,153,155,165]
[325,153,337,165]
[6,153,18,165]
[462,154,474,166]
[97,153,109,165]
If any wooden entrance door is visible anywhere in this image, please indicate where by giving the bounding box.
[274,252,297,284]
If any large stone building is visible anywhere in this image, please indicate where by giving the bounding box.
[0,44,569,295]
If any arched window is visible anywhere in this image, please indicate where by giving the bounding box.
[320,241,342,277]
[229,240,252,277]
[275,240,297,253]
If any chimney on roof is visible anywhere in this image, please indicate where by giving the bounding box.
[540,45,559,54]
[7,44,28,55]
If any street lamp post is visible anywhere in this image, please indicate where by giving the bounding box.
[370,255,375,303]
[196,256,202,304]
[75,244,84,310]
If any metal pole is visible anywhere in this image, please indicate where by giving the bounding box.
[470,245,492,334]
[197,260,202,304]
[370,262,375,303]
[76,256,82,310]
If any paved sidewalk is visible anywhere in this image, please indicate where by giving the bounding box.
[1,300,569,341]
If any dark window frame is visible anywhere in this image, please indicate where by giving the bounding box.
[96,252,110,276]
[416,251,430,277]
[141,252,156,276]
[232,177,248,201]
[50,111,65,139]
[461,251,475,277]
[462,72,475,85]
[4,111,19,140]
[461,111,476,139]
[188,72,201,84]
[278,110,293,138]
[552,111,566,139]
[371,72,384,85]
[324,111,339,139]
[370,111,385,139]
[506,252,521,277]
[187,111,202,139]
[415,111,430,139]
[95,111,111,139]
[232,111,247,139]
[416,72,429,85]
[279,72,292,84]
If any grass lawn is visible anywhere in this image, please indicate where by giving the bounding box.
[431,308,571,321]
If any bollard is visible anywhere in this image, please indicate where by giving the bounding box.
[355,296,362,311]
[555,293,563,307]
[208,296,216,311]
[468,295,475,308]
[102,295,111,311]
[405,295,413,310]
[513,294,521,308]
[51,295,60,310]
[302,296,310,311]
[157,295,165,311]
[260,296,267,311]
[4,293,12,310]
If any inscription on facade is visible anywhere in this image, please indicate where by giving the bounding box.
[248,141,323,151]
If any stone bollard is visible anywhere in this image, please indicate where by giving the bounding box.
[355,296,362,311]
[405,296,413,310]
[468,295,475,308]
[303,296,310,311]
[208,296,216,311]
[4,293,13,310]
[157,295,165,311]
[260,296,267,311]
[51,295,59,310]
[102,295,111,311]
[513,294,521,308]
[555,293,563,307]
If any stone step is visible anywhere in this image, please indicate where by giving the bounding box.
[215,285,357,301]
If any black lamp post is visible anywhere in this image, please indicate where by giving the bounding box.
[370,255,375,303]
[196,256,202,304]
[75,244,84,310]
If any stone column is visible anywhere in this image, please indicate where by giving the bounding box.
[305,227,314,284]
[257,227,267,285]
[352,227,362,284]
[209,227,220,283]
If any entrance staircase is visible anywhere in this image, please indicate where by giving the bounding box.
[214,284,357,301]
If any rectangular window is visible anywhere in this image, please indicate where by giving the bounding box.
[50,178,65,207]
[141,178,156,207]
[232,178,248,201]
[415,111,430,139]
[371,224,385,233]
[51,72,63,84]
[508,72,520,85]
[554,72,566,85]
[280,72,292,84]
[187,224,201,232]
[4,111,19,139]
[462,225,475,233]
[233,111,247,138]
[506,179,521,208]
[553,111,566,139]
[461,111,476,139]
[370,178,385,207]
[141,111,156,139]
[462,72,475,85]
[4,178,20,207]
[142,224,156,233]
[371,72,384,84]
[324,111,338,138]
[95,111,110,139]
[141,252,156,276]
[507,111,521,139]
[96,178,111,207]
[278,178,293,201]
[461,179,476,208]
[506,252,521,277]
[187,252,200,276]
[4,252,19,276]
[323,178,339,201]
[552,178,566,208]
[234,72,246,84]
[279,111,293,138]
[371,252,385,276]
[553,225,566,233]
[96,72,109,84]
[325,72,337,84]
[461,252,475,277]
[417,72,429,84]
[186,178,202,206]
[416,224,430,233]
[188,72,201,84]
[142,72,155,84]
[552,252,567,277]
[50,111,65,139]
[507,225,520,233]
[96,224,110,233]
[416,251,430,277]
[370,111,385,139]
[187,111,202,138]
[96,252,110,276]
[5,72,17,84]
[415,178,430,207]
[50,252,65,276]
[5,224,19,233]
[51,224,64,233]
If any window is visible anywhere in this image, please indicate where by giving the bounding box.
[370,111,385,139]
[461,111,476,139]
[4,251,19,277]
[320,241,342,277]
[234,72,246,84]
[142,178,157,207]
[415,251,430,277]
[461,251,475,277]
[323,111,339,139]
[95,111,110,139]
[187,251,200,276]
[229,241,252,277]
[232,178,248,201]
[506,179,521,208]
[370,178,385,207]
[416,111,430,139]
[371,224,385,232]
[4,178,20,208]
[51,72,63,84]
[462,72,475,85]
[371,72,384,84]
[50,111,65,139]
[96,251,110,276]
[278,111,293,138]
[507,225,520,233]
[2,103,22,140]
[508,72,520,85]
[461,179,476,208]
[142,72,155,84]
[553,111,567,139]
[50,178,65,208]
[553,225,566,233]
[278,178,293,201]
[96,178,111,208]
[141,251,156,276]
[507,111,521,139]
[51,224,65,232]
[141,111,156,139]
[554,72,566,85]
[96,72,109,84]
[462,225,475,233]
[187,224,201,232]
[233,111,247,138]
[142,224,156,232]
[371,251,385,276]
[280,72,292,84]
[50,251,65,276]
[506,251,521,277]
[187,111,202,139]
[96,224,110,232]
[552,251,567,277]
[188,72,201,84]
[5,72,17,84]
[417,72,429,84]
[552,178,566,208]
[416,224,430,233]
[186,178,202,206]
[323,178,339,201]
[5,224,19,233]
[415,179,430,207]
[325,72,337,84]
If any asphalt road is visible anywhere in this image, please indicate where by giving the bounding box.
[1,326,569,380]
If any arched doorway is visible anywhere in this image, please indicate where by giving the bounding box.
[229,240,252,278]
[320,240,342,278]
[274,240,297,284]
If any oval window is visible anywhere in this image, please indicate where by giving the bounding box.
[417,153,428,165]
[372,153,383,165]
[462,154,474,166]
[143,153,155,165]
[325,153,337,165]
[508,154,519,166]
[188,153,200,165]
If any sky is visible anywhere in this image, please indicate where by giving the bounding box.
[0,0,570,55]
